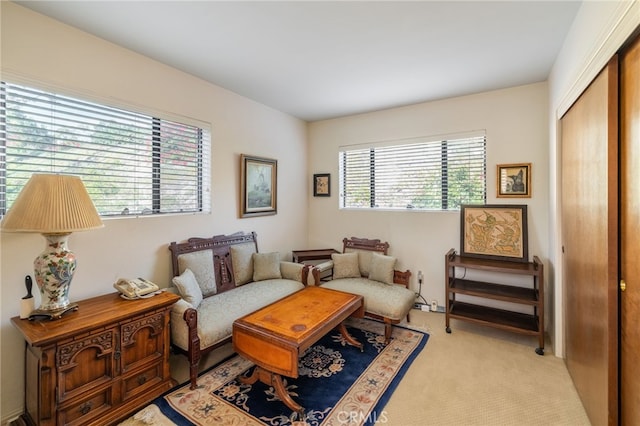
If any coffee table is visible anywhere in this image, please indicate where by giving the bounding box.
[232,286,364,414]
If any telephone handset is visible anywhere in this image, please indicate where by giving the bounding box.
[114,278,160,299]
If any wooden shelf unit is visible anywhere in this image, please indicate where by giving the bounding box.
[445,248,544,354]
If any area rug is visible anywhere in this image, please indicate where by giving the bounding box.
[120,318,428,426]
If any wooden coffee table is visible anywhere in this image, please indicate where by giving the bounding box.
[232,286,364,414]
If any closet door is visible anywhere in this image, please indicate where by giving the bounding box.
[560,57,619,426]
[620,34,640,426]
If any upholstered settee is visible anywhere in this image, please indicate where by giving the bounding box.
[310,237,415,344]
[168,232,309,389]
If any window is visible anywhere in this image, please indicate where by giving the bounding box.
[339,133,486,210]
[0,82,211,217]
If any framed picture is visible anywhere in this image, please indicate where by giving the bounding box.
[240,154,277,218]
[313,173,330,197]
[460,204,528,262]
[497,163,531,198]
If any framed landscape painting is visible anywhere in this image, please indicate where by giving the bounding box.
[240,154,277,218]
[460,204,528,262]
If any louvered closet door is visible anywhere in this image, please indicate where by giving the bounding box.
[621,33,640,426]
[560,57,619,426]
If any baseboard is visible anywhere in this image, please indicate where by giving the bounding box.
[2,414,26,426]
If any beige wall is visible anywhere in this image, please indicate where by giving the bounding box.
[307,82,550,325]
[0,3,308,421]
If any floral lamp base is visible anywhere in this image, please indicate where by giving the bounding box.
[31,233,79,320]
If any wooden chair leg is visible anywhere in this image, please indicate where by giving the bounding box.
[384,322,393,344]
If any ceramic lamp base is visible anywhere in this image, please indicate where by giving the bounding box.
[33,233,78,318]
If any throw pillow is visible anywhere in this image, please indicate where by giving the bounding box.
[345,248,373,277]
[230,242,256,286]
[253,252,282,281]
[177,249,216,296]
[368,252,396,284]
[332,252,361,279]
[172,268,203,308]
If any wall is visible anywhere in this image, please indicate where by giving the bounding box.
[548,0,640,357]
[0,3,308,422]
[307,82,550,333]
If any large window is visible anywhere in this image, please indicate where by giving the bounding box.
[339,133,486,210]
[0,82,211,217]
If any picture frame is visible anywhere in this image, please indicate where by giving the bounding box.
[460,204,528,263]
[240,154,277,218]
[313,173,330,197]
[497,163,531,198]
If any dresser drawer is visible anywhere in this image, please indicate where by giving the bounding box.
[58,387,114,426]
[122,362,163,401]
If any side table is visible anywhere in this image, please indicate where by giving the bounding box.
[292,248,339,263]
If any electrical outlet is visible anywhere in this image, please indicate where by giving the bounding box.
[431,300,438,312]
[421,304,430,312]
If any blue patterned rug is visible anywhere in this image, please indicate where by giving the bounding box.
[122,318,428,426]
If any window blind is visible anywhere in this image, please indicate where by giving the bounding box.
[0,82,211,216]
[339,134,486,210]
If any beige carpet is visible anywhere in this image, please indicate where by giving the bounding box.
[383,310,591,426]
[132,309,590,426]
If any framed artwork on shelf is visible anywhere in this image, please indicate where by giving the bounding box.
[497,163,531,198]
[240,154,277,218]
[460,204,528,263]
[313,173,330,197]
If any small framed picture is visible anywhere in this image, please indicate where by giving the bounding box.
[313,173,330,197]
[497,163,531,198]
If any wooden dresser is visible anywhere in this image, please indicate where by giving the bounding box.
[11,291,180,426]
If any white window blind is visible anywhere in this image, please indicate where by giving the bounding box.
[339,134,486,210]
[0,82,211,216]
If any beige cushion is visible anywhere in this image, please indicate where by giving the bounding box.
[332,252,361,279]
[253,252,282,281]
[177,249,216,296]
[230,242,256,286]
[172,268,203,308]
[369,252,396,284]
[321,277,415,321]
[345,248,374,277]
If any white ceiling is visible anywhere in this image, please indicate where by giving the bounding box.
[15,1,582,122]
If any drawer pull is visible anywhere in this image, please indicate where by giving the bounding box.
[79,401,93,415]
[138,375,147,385]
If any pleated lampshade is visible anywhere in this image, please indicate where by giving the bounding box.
[1,174,104,233]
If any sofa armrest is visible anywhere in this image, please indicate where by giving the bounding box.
[170,298,196,351]
[393,269,412,287]
[315,260,334,273]
[309,260,334,286]
[279,261,311,285]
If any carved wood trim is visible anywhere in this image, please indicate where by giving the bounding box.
[121,313,164,347]
[57,330,114,368]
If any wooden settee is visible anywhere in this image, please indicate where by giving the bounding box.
[311,237,415,343]
[168,232,310,389]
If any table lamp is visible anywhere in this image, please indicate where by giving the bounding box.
[1,174,104,319]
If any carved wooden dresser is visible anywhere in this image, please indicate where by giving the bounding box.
[11,291,179,425]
